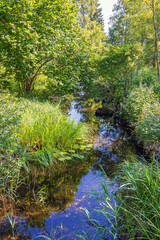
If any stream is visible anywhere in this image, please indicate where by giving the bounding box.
[0,96,138,239]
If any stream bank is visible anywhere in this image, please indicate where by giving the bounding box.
[95,103,157,159]
[0,96,139,240]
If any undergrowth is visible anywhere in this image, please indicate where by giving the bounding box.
[122,86,160,148]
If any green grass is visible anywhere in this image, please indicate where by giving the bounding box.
[19,101,90,151]
[0,91,92,205]
[0,91,91,163]
[80,159,160,239]
[118,159,160,239]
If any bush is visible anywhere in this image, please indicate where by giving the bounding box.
[136,101,160,142]
[135,67,158,87]
[122,86,160,143]
[122,86,157,123]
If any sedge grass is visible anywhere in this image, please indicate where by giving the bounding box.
[19,101,90,152]
[0,92,91,206]
[118,158,160,239]
[80,159,160,239]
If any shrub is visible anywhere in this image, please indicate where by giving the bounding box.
[135,67,158,87]
[122,86,160,143]
[122,86,157,123]
[136,101,160,142]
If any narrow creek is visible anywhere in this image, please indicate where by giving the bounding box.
[0,96,138,239]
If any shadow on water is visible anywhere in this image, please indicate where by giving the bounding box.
[0,96,138,240]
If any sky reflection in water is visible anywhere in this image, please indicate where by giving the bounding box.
[0,97,137,240]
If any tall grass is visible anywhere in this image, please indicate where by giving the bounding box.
[0,92,28,204]
[80,159,160,239]
[118,159,160,239]
[19,101,89,151]
[0,92,91,208]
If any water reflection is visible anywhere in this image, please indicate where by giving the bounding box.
[0,97,137,240]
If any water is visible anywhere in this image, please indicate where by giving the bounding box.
[0,97,137,239]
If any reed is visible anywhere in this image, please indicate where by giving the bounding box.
[118,159,160,239]
[80,159,160,239]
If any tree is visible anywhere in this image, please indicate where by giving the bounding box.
[77,0,104,28]
[98,44,140,102]
[109,0,129,45]
[152,0,160,79]
[0,0,80,93]
[122,0,160,79]
[91,2,104,27]
[77,0,106,55]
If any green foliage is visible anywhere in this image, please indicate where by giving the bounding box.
[0,0,106,95]
[19,101,90,151]
[118,159,160,239]
[0,92,28,201]
[84,98,102,109]
[98,44,140,103]
[122,86,157,123]
[136,103,160,142]
[109,0,129,45]
[0,0,80,93]
[0,92,92,168]
[135,67,159,87]
[0,91,94,214]
[78,0,104,28]
[45,41,91,95]
[134,68,160,97]
[0,92,25,155]
[122,86,160,143]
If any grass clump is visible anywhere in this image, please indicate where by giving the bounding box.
[80,159,160,239]
[118,159,160,239]
[19,101,90,152]
[0,92,28,204]
[0,91,92,166]
[0,92,92,208]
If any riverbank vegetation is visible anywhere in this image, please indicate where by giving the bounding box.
[0,92,93,214]
[81,158,160,239]
[0,0,160,239]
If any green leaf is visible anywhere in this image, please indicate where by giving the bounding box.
[69,150,75,153]
[72,154,84,159]
[58,157,65,161]
[65,156,72,160]
[86,144,93,148]
[72,144,79,149]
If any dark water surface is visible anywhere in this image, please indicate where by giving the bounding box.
[0,97,137,239]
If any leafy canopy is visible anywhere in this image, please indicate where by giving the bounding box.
[0,0,79,92]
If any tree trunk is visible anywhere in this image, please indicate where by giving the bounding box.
[152,0,160,80]
[22,55,55,93]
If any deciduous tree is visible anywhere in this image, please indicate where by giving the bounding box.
[0,0,79,93]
